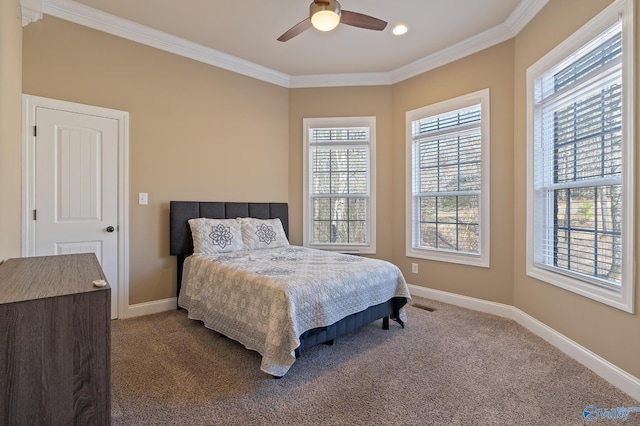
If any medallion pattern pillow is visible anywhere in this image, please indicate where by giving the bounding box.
[239,217,289,250]
[188,218,243,254]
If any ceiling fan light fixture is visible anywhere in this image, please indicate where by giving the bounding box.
[310,0,341,32]
[277,0,386,42]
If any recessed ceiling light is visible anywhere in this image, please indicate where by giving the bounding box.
[392,24,408,36]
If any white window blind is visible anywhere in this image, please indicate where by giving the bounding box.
[412,106,481,253]
[534,23,622,289]
[527,0,634,312]
[303,117,376,253]
[406,89,490,267]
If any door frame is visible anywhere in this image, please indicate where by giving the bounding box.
[22,94,130,319]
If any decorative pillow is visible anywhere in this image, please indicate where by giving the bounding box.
[239,217,289,250]
[188,218,243,254]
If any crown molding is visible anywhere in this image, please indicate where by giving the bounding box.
[505,0,550,34]
[38,0,291,88]
[21,7,43,26]
[289,72,393,88]
[21,0,43,26]
[26,0,549,88]
[389,0,549,84]
[389,22,515,84]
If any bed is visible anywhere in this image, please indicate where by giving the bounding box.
[170,201,410,377]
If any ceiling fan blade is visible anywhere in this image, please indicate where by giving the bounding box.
[277,17,312,42]
[340,10,387,31]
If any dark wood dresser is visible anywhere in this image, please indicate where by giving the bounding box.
[0,253,111,425]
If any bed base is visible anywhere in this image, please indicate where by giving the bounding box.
[270,297,406,378]
[294,297,406,356]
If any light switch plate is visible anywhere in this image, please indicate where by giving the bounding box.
[138,192,148,205]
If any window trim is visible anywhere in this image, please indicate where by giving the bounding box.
[526,0,635,313]
[302,116,376,254]
[405,89,491,267]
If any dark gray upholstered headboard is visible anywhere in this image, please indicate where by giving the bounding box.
[170,201,289,256]
[169,201,289,302]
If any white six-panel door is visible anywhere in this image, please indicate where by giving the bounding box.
[23,96,128,319]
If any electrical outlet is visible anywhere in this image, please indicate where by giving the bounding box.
[411,263,418,274]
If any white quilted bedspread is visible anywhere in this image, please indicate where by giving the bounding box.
[178,246,410,377]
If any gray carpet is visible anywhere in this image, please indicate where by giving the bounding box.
[111,297,640,425]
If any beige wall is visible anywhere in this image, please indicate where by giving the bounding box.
[12,0,639,380]
[22,17,289,304]
[513,0,640,378]
[0,0,23,262]
[391,40,516,305]
[288,86,394,260]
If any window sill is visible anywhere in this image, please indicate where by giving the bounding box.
[407,247,489,268]
[527,264,633,313]
[307,245,375,255]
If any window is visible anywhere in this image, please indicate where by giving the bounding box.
[406,89,490,267]
[526,0,634,312]
[303,117,376,253]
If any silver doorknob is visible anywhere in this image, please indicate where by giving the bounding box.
[106,226,115,233]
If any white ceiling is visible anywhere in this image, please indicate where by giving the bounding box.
[27,0,549,87]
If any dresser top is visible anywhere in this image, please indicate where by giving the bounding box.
[0,254,109,304]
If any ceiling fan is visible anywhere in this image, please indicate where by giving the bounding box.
[277,0,387,42]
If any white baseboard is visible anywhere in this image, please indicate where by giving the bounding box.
[408,284,640,401]
[126,297,177,318]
